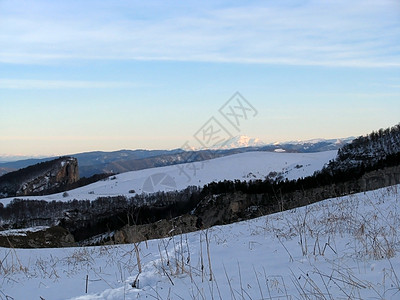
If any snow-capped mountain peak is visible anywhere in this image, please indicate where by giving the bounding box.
[212,135,266,149]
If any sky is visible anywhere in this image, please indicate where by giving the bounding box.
[1,0,400,157]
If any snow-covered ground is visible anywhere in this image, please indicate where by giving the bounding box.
[0,226,49,237]
[1,184,399,299]
[0,150,337,206]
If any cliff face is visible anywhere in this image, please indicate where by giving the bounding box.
[16,158,79,196]
[56,159,79,184]
[0,157,79,197]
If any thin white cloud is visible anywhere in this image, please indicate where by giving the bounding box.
[0,0,399,67]
[0,79,138,89]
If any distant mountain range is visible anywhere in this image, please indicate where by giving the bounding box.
[0,135,354,177]
[212,135,354,152]
[270,137,355,153]
[212,135,266,149]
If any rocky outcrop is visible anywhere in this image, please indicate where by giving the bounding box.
[112,215,199,244]
[0,226,76,248]
[359,166,400,191]
[18,157,79,196]
[0,157,79,197]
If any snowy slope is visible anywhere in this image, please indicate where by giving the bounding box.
[0,150,337,205]
[1,184,399,299]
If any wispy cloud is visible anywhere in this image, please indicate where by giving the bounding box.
[0,79,138,89]
[0,0,399,67]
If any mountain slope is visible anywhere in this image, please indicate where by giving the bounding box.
[325,123,400,172]
[0,150,337,205]
[0,157,79,198]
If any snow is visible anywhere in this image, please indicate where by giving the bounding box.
[210,135,266,149]
[0,150,337,206]
[279,137,354,145]
[0,226,50,237]
[1,184,399,299]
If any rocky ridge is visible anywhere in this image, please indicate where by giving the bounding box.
[0,157,79,198]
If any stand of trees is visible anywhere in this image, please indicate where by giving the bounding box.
[0,186,202,241]
[329,123,400,171]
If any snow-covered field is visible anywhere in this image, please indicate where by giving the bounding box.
[0,150,337,206]
[1,184,399,299]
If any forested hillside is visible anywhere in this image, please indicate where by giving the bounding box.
[326,123,400,172]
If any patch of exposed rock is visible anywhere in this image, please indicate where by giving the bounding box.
[112,215,199,244]
[0,226,75,248]
[0,157,79,197]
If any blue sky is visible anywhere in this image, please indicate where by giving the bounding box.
[1,0,400,156]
